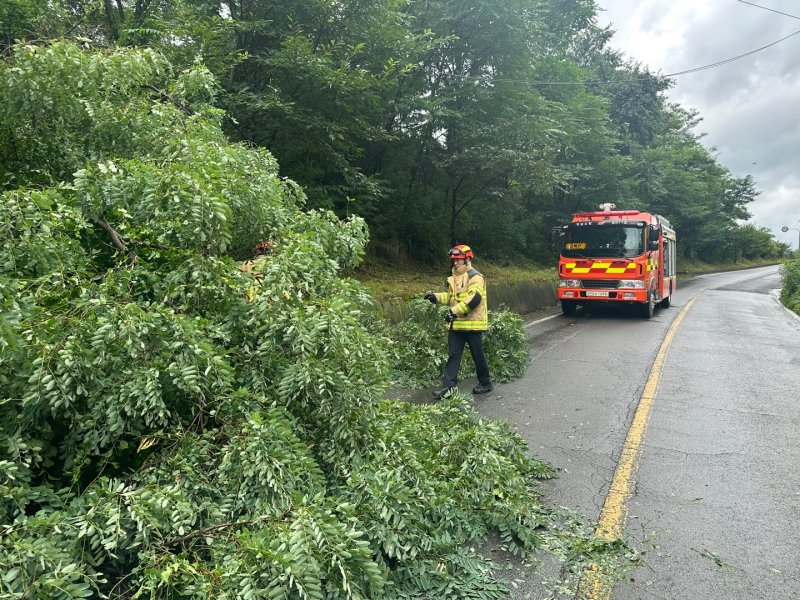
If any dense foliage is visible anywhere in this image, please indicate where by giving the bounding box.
[0,41,635,598]
[389,301,530,389]
[1,0,789,264]
[780,259,800,314]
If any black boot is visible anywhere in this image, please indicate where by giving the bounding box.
[472,382,493,395]
[432,386,455,399]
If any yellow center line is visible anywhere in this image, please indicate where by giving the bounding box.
[579,296,697,599]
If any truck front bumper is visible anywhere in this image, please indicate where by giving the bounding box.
[557,288,648,302]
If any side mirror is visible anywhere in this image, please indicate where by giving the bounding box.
[550,226,565,251]
[648,225,660,251]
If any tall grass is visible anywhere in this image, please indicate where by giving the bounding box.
[780,259,800,314]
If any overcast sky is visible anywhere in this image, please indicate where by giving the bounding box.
[595,0,800,250]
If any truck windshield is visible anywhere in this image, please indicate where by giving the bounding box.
[561,223,645,258]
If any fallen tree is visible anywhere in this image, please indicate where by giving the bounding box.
[0,41,632,599]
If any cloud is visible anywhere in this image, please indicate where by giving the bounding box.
[596,0,800,249]
[672,9,799,103]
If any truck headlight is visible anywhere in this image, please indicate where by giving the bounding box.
[617,279,645,288]
[559,279,582,288]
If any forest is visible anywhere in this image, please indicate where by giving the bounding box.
[1,0,789,265]
[0,1,788,598]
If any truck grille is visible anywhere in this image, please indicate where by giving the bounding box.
[582,279,620,289]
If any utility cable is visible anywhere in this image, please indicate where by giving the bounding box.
[736,0,800,21]
[437,23,800,86]
[662,28,800,76]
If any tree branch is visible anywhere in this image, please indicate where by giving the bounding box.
[163,519,254,547]
[454,169,511,218]
[95,218,128,253]
[145,85,195,115]
[65,6,99,36]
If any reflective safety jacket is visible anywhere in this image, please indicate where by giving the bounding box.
[434,266,488,331]
[238,258,266,302]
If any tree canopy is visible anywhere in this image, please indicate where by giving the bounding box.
[3,0,785,263]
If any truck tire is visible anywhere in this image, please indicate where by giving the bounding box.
[660,282,672,308]
[561,300,577,316]
[640,291,655,319]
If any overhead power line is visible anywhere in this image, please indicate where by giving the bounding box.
[736,0,800,21]
[662,28,800,77]
[643,1,800,78]
[441,21,800,86]
[415,1,800,87]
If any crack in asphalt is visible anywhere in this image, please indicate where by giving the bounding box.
[663,403,793,420]
[639,445,752,460]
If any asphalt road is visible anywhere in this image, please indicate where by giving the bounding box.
[474,265,800,599]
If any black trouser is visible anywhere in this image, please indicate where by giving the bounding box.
[442,329,491,388]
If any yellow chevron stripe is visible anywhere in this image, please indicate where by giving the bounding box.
[565,261,639,274]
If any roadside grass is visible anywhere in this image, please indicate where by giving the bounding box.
[779,258,800,315]
[352,255,557,302]
[352,255,782,304]
[678,258,783,278]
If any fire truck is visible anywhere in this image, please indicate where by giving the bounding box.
[555,203,677,318]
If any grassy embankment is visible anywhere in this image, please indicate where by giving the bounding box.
[354,255,784,307]
[779,258,800,315]
[353,257,555,302]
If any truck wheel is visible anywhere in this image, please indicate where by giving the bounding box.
[561,300,577,315]
[640,291,654,319]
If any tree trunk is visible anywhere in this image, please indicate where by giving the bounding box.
[449,177,457,247]
[135,0,152,21]
[115,0,125,22]
[103,0,119,39]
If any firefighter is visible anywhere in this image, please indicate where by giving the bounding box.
[239,240,274,272]
[238,240,274,301]
[424,244,493,398]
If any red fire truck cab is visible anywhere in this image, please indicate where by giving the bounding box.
[556,204,677,318]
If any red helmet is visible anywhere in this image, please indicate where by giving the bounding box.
[449,244,473,260]
[252,240,275,255]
